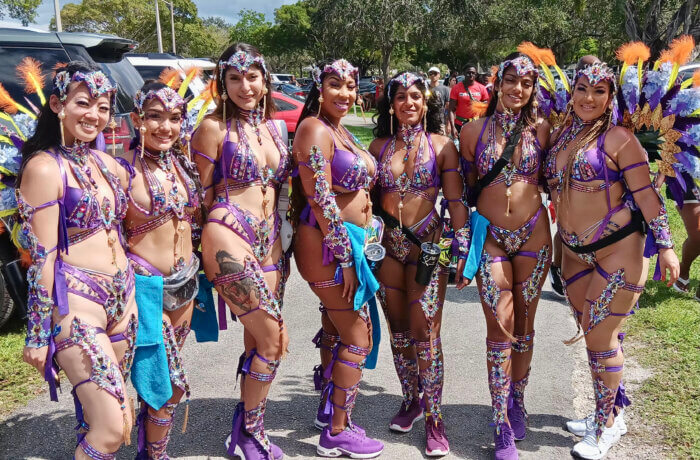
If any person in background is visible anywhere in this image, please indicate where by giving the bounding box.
[290,75,298,86]
[427,66,452,137]
[449,64,490,134]
[667,172,700,300]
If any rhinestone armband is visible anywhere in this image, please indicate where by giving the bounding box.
[454,225,471,260]
[648,205,673,249]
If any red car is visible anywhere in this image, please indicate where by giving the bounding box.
[272,91,304,139]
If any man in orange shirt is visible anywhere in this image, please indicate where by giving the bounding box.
[449,64,490,134]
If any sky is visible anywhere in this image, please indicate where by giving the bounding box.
[5,0,296,30]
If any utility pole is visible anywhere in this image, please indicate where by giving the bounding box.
[54,0,62,32]
[167,1,176,54]
[154,0,163,53]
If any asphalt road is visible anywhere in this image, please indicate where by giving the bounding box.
[0,263,584,460]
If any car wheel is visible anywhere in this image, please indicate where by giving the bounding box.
[0,274,15,330]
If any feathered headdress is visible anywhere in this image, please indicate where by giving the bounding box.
[517,42,570,127]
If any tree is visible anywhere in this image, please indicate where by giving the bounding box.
[622,0,700,57]
[0,0,41,26]
[229,9,272,49]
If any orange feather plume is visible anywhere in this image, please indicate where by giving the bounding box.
[201,79,217,99]
[472,100,489,118]
[19,248,31,268]
[16,57,45,94]
[0,220,5,235]
[182,66,202,80]
[0,83,18,114]
[615,42,651,64]
[693,70,700,88]
[159,67,183,90]
[488,65,498,85]
[517,42,556,66]
[660,35,695,65]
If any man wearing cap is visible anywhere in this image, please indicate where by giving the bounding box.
[449,64,490,134]
[427,66,452,137]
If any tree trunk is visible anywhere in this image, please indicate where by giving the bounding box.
[381,44,393,83]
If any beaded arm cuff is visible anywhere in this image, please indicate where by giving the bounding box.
[306,145,353,264]
[648,205,673,249]
[454,225,471,260]
[17,193,54,347]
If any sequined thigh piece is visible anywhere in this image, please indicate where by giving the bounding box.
[54,316,137,445]
[514,246,550,316]
[390,331,419,408]
[162,321,190,400]
[486,340,512,433]
[479,253,512,337]
[312,325,341,391]
[408,263,443,329]
[587,346,623,440]
[415,337,444,421]
[322,342,370,425]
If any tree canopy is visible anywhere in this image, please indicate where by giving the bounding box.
[0,0,41,26]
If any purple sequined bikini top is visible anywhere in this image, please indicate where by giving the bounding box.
[314,118,376,192]
[377,132,440,193]
[200,118,291,190]
[475,115,542,179]
[42,147,128,250]
[545,127,622,184]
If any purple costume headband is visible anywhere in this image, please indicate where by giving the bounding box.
[576,62,616,88]
[219,50,268,79]
[53,69,116,102]
[388,72,426,100]
[134,86,185,116]
[312,59,359,90]
[497,56,538,80]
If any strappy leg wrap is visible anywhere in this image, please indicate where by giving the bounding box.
[321,342,370,425]
[510,331,534,423]
[486,340,512,433]
[415,337,444,422]
[238,348,281,384]
[312,325,341,391]
[391,331,419,409]
[78,438,117,460]
[587,343,624,441]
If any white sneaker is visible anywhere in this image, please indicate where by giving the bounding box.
[571,420,621,459]
[566,409,627,437]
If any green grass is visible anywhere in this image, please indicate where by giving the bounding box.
[0,314,42,417]
[628,197,700,458]
[346,125,375,147]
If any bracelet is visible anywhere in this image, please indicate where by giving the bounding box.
[339,260,354,269]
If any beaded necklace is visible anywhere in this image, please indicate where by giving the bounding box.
[549,115,599,199]
[388,125,426,227]
[489,109,521,215]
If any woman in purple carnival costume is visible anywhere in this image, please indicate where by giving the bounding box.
[290,59,384,458]
[191,43,291,460]
[18,61,137,459]
[368,71,469,456]
[545,59,679,459]
[460,51,552,460]
[118,81,202,459]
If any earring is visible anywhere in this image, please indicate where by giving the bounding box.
[58,110,66,146]
[139,124,146,158]
[317,94,324,117]
[222,91,228,121]
[262,87,268,118]
[531,99,539,119]
[389,106,395,135]
[423,107,427,129]
[109,115,117,155]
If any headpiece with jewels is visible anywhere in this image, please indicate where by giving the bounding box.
[53,69,116,102]
[575,62,616,89]
[497,55,538,80]
[312,59,359,90]
[219,50,268,79]
[388,72,425,100]
[134,86,186,116]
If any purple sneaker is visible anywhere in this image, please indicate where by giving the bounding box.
[317,425,384,458]
[389,398,423,433]
[494,423,519,460]
[270,442,284,460]
[425,417,450,457]
[508,403,527,441]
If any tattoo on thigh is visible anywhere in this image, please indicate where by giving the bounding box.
[215,250,258,310]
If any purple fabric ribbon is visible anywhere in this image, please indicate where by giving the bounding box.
[227,402,244,456]
[44,337,59,402]
[313,364,323,391]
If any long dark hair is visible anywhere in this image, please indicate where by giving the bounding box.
[374,71,442,138]
[18,61,102,187]
[211,42,275,122]
[485,52,538,129]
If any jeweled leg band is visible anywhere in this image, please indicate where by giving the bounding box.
[486,340,512,432]
[512,331,535,353]
[416,337,444,420]
[390,331,418,407]
[239,348,281,383]
[78,438,117,460]
[321,342,370,423]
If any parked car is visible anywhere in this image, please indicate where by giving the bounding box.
[272,82,306,101]
[272,91,303,141]
[0,27,144,328]
[125,53,216,99]
[271,73,294,83]
[679,62,700,82]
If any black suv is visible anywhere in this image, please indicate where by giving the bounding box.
[0,28,145,329]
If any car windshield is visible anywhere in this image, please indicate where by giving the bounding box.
[0,46,70,109]
[97,59,143,113]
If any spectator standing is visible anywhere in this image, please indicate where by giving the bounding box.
[427,66,452,136]
[449,64,490,133]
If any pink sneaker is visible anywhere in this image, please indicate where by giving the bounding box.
[389,398,423,433]
[425,417,450,457]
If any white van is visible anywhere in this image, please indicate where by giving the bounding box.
[126,53,216,97]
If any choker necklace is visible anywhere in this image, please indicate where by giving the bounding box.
[399,124,422,162]
[493,109,520,139]
[240,108,265,145]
